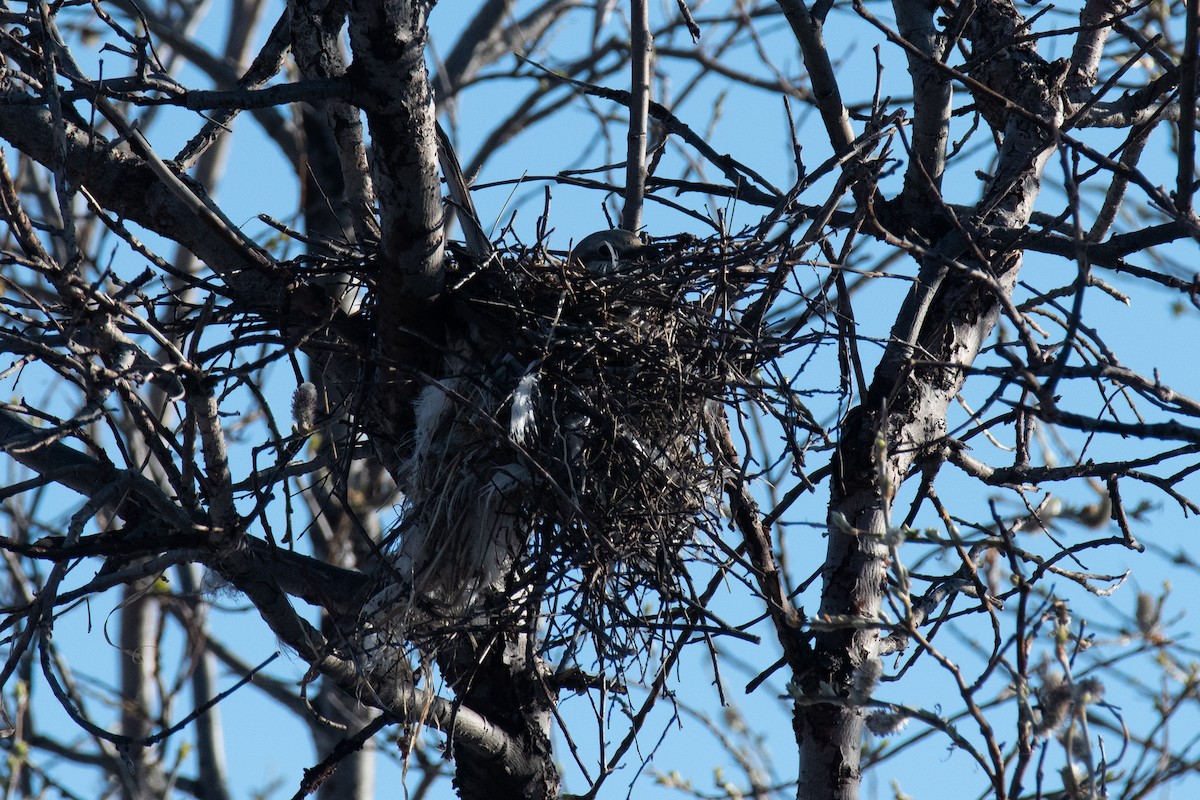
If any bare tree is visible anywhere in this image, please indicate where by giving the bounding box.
[1,1,1199,800]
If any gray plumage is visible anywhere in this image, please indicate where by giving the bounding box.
[573,229,647,275]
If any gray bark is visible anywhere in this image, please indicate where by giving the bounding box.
[791,1,1064,797]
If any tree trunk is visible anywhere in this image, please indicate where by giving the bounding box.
[794,1,1062,796]
[118,579,166,800]
[438,632,559,800]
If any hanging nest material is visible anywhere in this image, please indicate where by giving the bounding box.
[360,230,785,664]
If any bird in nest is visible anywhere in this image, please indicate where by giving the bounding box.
[572,228,649,275]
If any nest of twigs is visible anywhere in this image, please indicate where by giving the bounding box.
[363,230,782,664]
[460,239,726,567]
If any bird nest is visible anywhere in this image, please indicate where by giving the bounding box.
[367,232,776,665]
[460,241,725,557]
